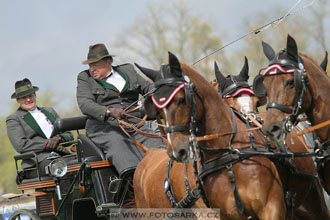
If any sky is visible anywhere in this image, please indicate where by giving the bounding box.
[0,0,318,116]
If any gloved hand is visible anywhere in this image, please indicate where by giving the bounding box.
[106,107,126,119]
[56,145,71,156]
[43,135,62,151]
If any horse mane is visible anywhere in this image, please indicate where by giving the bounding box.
[300,53,328,76]
[299,52,330,95]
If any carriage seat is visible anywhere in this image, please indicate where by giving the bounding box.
[77,134,106,161]
[55,116,107,161]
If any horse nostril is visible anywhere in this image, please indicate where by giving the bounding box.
[269,124,281,133]
[267,123,283,140]
[178,149,188,161]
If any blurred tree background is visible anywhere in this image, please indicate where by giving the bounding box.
[0,0,329,207]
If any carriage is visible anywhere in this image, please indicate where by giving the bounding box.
[5,116,129,220]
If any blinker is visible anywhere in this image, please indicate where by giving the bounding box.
[151,83,186,109]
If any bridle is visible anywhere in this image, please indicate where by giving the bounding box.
[151,65,203,157]
[221,75,254,99]
[259,56,314,132]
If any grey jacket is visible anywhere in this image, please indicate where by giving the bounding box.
[76,63,151,122]
[6,107,74,169]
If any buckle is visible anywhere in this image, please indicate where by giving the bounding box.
[108,176,123,193]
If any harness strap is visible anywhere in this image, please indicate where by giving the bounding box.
[195,127,260,142]
[125,104,143,114]
[198,145,320,179]
[137,114,148,128]
[118,122,149,153]
[164,159,177,207]
[227,165,249,216]
[165,125,189,133]
[247,114,263,128]
[193,160,211,208]
[266,102,293,114]
[117,119,168,145]
[175,187,201,208]
[164,159,202,208]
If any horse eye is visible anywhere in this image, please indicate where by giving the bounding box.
[285,79,294,88]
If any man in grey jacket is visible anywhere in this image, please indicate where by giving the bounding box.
[6,78,74,179]
[76,43,163,180]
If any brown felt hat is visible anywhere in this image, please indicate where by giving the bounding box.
[82,43,115,64]
[11,78,39,99]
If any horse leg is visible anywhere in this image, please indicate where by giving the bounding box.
[258,190,286,220]
[301,178,330,219]
[248,161,286,220]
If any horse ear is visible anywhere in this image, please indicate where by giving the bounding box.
[252,74,267,104]
[135,63,161,82]
[239,56,249,81]
[144,96,158,119]
[286,34,299,62]
[168,51,183,78]
[214,61,226,91]
[320,51,328,72]
[262,41,275,61]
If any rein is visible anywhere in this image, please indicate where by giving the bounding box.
[294,119,330,137]
[195,127,260,142]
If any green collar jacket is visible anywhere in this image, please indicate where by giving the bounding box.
[6,106,73,169]
[76,63,152,122]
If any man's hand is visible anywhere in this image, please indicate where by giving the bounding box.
[43,135,62,151]
[106,107,126,119]
[56,145,71,156]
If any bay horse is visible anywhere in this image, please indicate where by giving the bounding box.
[252,35,330,199]
[136,52,286,219]
[213,57,329,219]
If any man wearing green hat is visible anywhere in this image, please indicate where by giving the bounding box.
[6,78,74,179]
[76,43,163,181]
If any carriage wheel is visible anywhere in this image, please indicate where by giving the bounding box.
[8,209,41,220]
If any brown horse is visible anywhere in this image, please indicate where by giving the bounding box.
[253,35,330,200]
[133,148,211,208]
[136,52,287,219]
[213,57,329,219]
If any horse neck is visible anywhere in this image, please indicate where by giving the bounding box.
[183,64,238,148]
[201,93,235,148]
[304,57,330,142]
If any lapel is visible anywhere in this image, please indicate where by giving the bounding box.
[93,67,130,93]
[22,108,47,139]
[94,78,118,92]
[21,107,57,138]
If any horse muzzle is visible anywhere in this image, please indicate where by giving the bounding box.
[261,121,286,143]
[168,139,193,163]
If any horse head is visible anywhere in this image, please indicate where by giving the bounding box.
[214,56,260,114]
[136,52,209,162]
[253,34,314,143]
